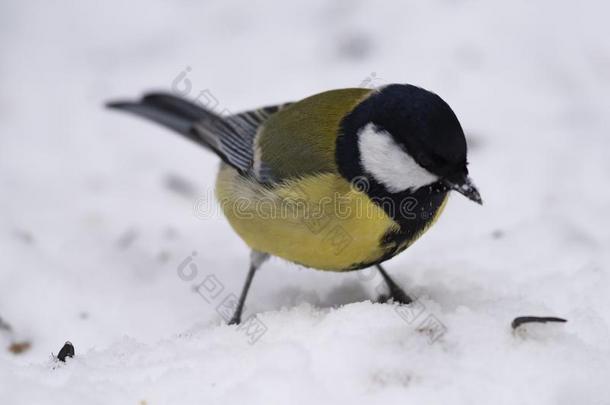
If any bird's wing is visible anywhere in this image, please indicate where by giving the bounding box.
[107,93,291,177]
[106,89,372,184]
[221,103,292,176]
[253,88,372,183]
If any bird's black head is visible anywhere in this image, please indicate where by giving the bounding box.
[337,84,481,204]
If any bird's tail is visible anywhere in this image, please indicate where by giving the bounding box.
[106,93,232,165]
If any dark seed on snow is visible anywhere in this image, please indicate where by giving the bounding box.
[511,316,567,330]
[57,341,75,362]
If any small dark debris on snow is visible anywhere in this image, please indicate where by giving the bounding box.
[117,228,138,250]
[164,173,197,199]
[491,229,505,239]
[336,32,374,61]
[163,226,179,240]
[12,229,35,244]
[56,341,75,362]
[157,250,171,263]
[0,316,13,333]
[512,316,567,330]
[9,341,31,354]
[1,316,32,355]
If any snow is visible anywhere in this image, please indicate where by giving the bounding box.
[1,0,610,404]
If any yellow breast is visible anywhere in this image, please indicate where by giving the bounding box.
[215,165,400,271]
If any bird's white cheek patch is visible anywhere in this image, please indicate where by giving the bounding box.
[358,123,438,193]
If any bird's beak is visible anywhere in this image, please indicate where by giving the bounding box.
[442,174,482,205]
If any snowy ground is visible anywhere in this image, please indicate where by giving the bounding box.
[1,1,610,404]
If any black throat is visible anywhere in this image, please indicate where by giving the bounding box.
[336,94,449,246]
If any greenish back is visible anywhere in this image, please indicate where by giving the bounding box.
[257,88,372,182]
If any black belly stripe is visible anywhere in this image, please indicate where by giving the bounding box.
[336,101,451,270]
[380,184,448,249]
[344,183,448,270]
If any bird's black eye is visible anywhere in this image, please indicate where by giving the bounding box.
[416,152,433,167]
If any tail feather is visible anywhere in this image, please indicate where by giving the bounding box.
[106,93,233,167]
[141,93,216,123]
[106,100,195,136]
[106,92,290,178]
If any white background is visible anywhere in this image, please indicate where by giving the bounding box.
[1,1,609,404]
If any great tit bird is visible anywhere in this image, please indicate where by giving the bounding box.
[107,84,482,324]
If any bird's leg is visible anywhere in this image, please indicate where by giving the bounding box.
[228,251,268,325]
[227,263,255,325]
[376,264,413,305]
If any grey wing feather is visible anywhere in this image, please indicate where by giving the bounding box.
[222,103,292,176]
[224,104,292,181]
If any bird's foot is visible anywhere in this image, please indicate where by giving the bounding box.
[376,294,390,304]
[376,289,413,305]
[375,264,413,305]
[389,287,414,305]
[228,314,241,325]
